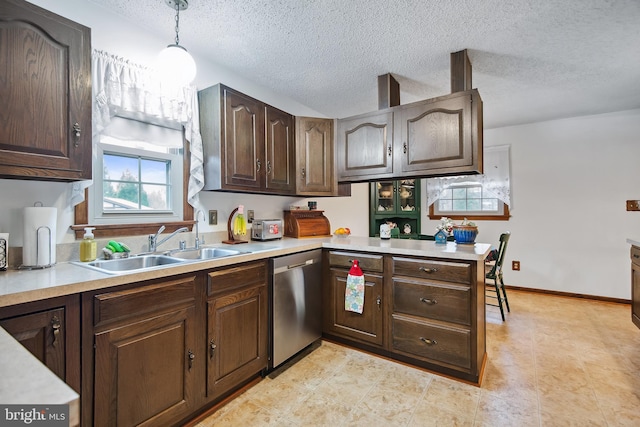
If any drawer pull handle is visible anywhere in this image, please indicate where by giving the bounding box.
[420,297,437,305]
[419,267,438,273]
[210,340,217,358]
[51,316,61,347]
[376,295,382,310]
[420,337,437,346]
[188,349,195,370]
[634,254,640,259]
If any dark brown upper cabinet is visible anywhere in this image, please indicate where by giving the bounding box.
[0,0,92,181]
[295,117,336,195]
[199,85,295,195]
[337,90,482,182]
[199,84,341,196]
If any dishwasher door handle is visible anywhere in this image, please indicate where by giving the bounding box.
[274,259,314,274]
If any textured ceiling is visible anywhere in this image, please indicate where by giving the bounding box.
[88,0,640,129]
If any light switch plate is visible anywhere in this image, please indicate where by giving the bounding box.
[247,210,254,223]
[209,210,217,225]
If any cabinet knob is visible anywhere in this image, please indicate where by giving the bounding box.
[188,349,195,369]
[376,295,381,309]
[210,339,217,358]
[387,145,392,156]
[301,168,306,178]
[403,142,407,154]
[420,337,437,346]
[267,160,272,175]
[419,267,438,273]
[419,297,437,305]
[51,316,61,347]
[72,123,81,147]
[256,159,261,172]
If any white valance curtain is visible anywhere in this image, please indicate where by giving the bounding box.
[426,145,512,206]
[87,49,204,206]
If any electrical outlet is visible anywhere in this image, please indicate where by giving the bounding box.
[626,200,640,211]
[209,210,217,225]
[247,209,254,223]
[512,260,520,271]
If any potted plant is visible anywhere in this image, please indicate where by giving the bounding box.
[452,218,478,244]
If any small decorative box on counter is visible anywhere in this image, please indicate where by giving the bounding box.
[283,210,331,238]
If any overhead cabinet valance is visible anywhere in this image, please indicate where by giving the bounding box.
[337,89,483,183]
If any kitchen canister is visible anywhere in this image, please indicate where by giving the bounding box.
[22,202,57,268]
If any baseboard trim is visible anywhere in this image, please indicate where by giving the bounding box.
[503,285,630,305]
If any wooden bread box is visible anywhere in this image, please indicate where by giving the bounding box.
[284,210,331,238]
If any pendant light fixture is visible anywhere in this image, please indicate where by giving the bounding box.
[157,0,197,86]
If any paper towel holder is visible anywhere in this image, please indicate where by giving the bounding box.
[19,225,54,270]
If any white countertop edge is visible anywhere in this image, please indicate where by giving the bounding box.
[0,327,79,424]
[626,238,640,247]
[0,236,492,307]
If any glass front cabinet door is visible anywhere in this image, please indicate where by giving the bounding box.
[369,179,420,238]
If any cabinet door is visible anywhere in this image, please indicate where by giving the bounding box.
[222,87,265,190]
[337,111,394,181]
[0,308,65,379]
[296,117,335,194]
[397,92,475,174]
[325,268,384,346]
[207,283,268,399]
[0,0,91,181]
[265,106,295,193]
[632,256,640,329]
[93,306,197,427]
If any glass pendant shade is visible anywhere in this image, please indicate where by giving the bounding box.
[157,44,197,86]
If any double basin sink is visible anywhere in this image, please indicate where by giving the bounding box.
[76,247,250,275]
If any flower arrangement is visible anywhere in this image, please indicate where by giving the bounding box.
[436,217,454,235]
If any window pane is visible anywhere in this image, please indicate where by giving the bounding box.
[452,188,466,199]
[104,154,138,181]
[467,199,482,211]
[439,199,452,211]
[453,199,467,210]
[141,159,169,184]
[467,187,482,198]
[143,184,169,210]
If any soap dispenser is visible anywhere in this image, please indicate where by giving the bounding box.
[80,227,97,262]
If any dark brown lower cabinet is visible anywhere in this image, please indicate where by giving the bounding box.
[322,250,486,383]
[83,274,202,427]
[326,268,384,347]
[0,295,80,393]
[206,261,269,400]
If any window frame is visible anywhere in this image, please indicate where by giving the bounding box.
[72,137,194,240]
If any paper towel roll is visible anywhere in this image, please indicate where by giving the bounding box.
[23,206,57,267]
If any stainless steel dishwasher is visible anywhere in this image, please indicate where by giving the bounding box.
[271,249,322,369]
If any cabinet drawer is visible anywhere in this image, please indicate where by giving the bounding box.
[208,261,267,295]
[393,279,470,325]
[94,276,196,328]
[392,256,470,284]
[392,315,471,369]
[632,246,640,266]
[329,251,384,272]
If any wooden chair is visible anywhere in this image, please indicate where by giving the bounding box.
[485,231,511,321]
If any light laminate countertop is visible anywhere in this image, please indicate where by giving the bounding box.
[0,235,489,415]
[0,236,491,308]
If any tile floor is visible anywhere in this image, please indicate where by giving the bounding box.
[195,289,640,426]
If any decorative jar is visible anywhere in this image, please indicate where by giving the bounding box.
[452,225,478,244]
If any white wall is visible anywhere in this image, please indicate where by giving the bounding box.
[421,109,640,300]
[3,1,638,300]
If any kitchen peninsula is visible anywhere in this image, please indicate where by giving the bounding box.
[0,237,490,426]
